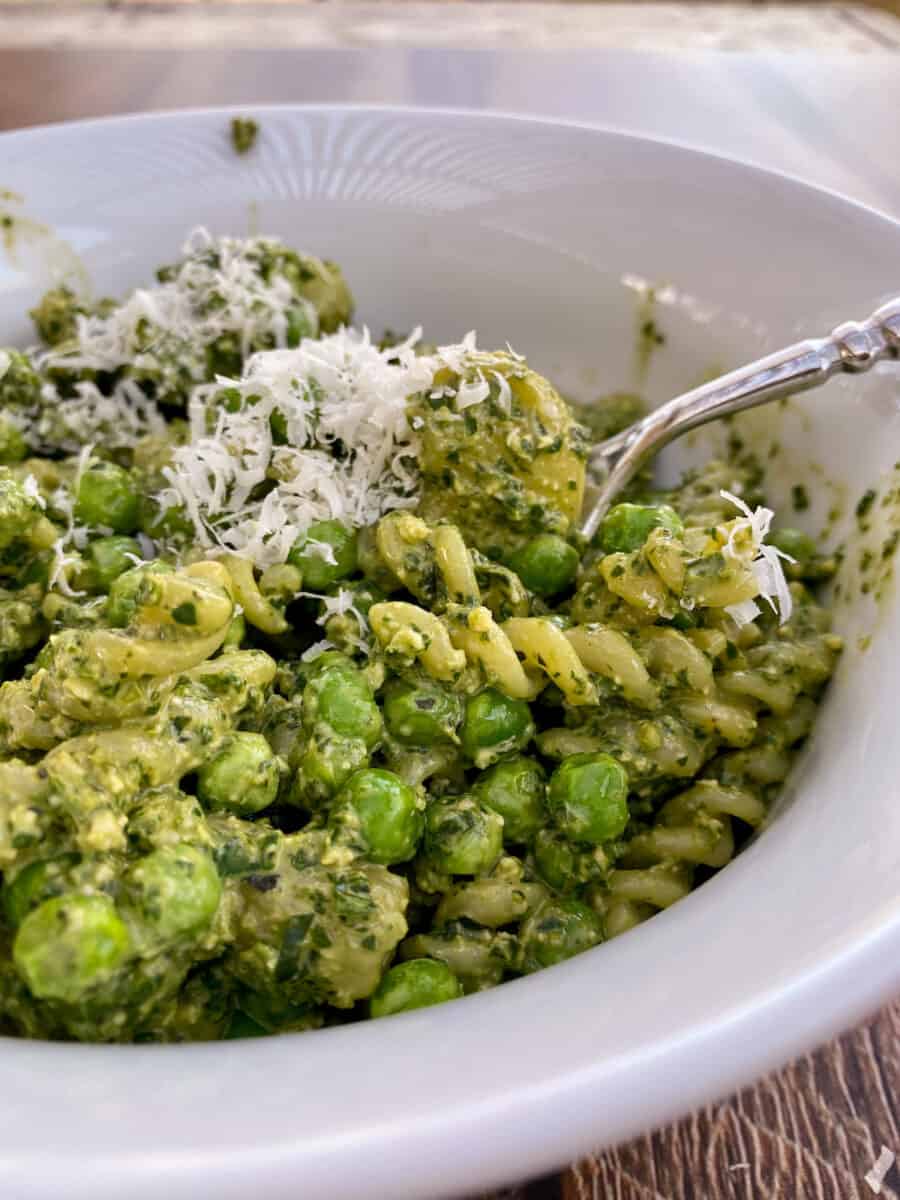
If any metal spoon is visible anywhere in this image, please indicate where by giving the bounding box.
[580,295,900,540]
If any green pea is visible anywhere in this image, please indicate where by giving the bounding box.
[334,768,423,864]
[532,829,580,892]
[518,897,603,971]
[508,534,579,597]
[473,756,546,843]
[137,494,194,540]
[13,894,131,1002]
[769,527,817,562]
[197,733,283,816]
[75,460,140,533]
[2,853,79,929]
[302,648,351,676]
[532,828,604,893]
[370,958,463,1018]
[86,535,142,591]
[547,753,629,845]
[288,519,358,591]
[424,795,504,876]
[293,733,371,805]
[0,416,26,464]
[460,689,534,768]
[106,560,173,627]
[383,678,463,746]
[124,844,221,941]
[599,503,683,553]
[306,661,382,747]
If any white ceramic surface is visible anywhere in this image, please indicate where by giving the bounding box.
[1,106,899,1200]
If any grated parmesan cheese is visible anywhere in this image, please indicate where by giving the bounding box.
[159,326,489,570]
[22,474,45,509]
[294,586,372,655]
[47,443,94,598]
[3,353,164,457]
[301,639,335,663]
[45,227,317,382]
[865,1146,895,1194]
[36,379,166,455]
[19,229,508,604]
[720,489,794,627]
[26,229,322,456]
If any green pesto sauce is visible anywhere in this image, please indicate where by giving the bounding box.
[634,289,666,384]
[792,484,810,513]
[0,191,90,298]
[230,117,259,156]
[0,236,843,1043]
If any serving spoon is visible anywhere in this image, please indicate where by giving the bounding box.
[580,295,900,540]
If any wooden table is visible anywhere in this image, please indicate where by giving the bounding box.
[2,36,900,1200]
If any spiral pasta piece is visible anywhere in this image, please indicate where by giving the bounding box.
[600,779,764,936]
[633,627,713,694]
[432,524,481,606]
[502,618,598,706]
[0,562,236,752]
[375,512,437,603]
[221,555,290,636]
[563,624,659,709]
[369,516,761,714]
[446,604,536,699]
[368,600,467,683]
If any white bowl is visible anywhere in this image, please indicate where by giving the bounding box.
[1,106,900,1200]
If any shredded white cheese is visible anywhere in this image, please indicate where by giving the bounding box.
[455,375,491,411]
[317,587,370,642]
[22,474,45,509]
[47,442,94,598]
[24,228,321,456]
[719,489,794,627]
[296,587,371,658]
[39,379,166,454]
[300,639,335,663]
[865,1146,895,1194]
[16,231,509,606]
[159,326,488,569]
[303,539,338,566]
[2,352,164,456]
[45,227,316,381]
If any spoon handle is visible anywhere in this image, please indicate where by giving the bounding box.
[581,294,900,541]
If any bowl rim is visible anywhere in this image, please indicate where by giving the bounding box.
[1,103,899,1200]
[3,98,899,230]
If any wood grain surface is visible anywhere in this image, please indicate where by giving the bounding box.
[2,40,899,1200]
[476,1000,900,1200]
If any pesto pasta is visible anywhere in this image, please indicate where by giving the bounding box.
[0,230,841,1042]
